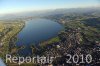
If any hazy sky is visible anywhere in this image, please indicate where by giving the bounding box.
[0,0,99,15]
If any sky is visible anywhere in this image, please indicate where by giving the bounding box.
[0,0,100,15]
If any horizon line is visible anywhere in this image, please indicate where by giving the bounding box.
[0,6,100,16]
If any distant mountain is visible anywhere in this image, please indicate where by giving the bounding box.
[0,7,100,20]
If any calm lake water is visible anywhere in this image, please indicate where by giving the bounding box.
[16,18,63,56]
[0,58,6,66]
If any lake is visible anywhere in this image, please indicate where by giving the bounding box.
[0,58,6,66]
[16,18,63,56]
